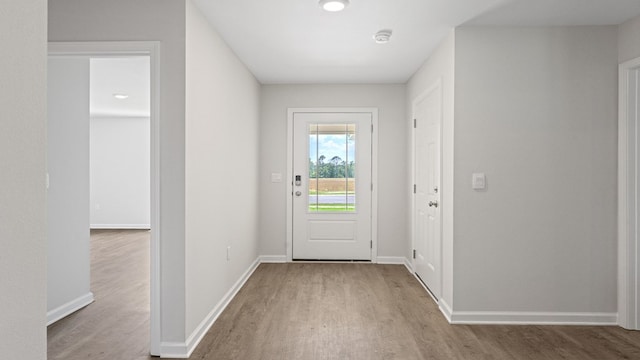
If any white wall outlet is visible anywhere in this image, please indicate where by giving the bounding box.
[226,246,231,261]
[472,173,486,190]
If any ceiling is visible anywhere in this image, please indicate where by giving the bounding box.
[90,57,150,118]
[193,0,640,84]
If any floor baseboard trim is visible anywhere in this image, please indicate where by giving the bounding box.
[158,342,188,359]
[439,299,453,323]
[377,256,413,274]
[90,224,151,230]
[260,255,287,263]
[161,257,262,358]
[47,292,94,326]
[449,311,618,325]
[403,257,414,273]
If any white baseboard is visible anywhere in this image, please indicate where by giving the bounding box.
[449,311,618,325]
[376,256,413,273]
[404,257,413,273]
[160,257,261,358]
[46,292,94,326]
[90,224,151,230]
[259,255,287,263]
[439,299,453,323]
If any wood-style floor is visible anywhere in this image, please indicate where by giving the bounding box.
[47,229,151,360]
[49,231,640,359]
[182,263,640,360]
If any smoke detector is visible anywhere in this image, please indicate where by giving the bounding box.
[373,29,392,44]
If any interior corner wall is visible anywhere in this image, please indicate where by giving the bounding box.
[0,0,47,358]
[48,0,187,343]
[453,26,618,314]
[259,84,407,258]
[185,0,261,338]
[90,116,151,229]
[619,15,640,63]
[406,30,455,311]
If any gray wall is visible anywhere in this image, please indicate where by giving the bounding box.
[453,26,618,313]
[185,0,261,338]
[619,14,640,63]
[90,116,151,229]
[259,84,407,258]
[47,56,92,321]
[0,0,47,358]
[49,0,188,343]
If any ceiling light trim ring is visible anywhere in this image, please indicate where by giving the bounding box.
[319,0,349,12]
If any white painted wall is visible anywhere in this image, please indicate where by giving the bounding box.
[185,0,261,340]
[619,15,640,63]
[49,0,187,343]
[47,56,93,322]
[259,85,407,258]
[90,116,151,229]
[453,26,618,315]
[0,0,47,357]
[406,31,456,312]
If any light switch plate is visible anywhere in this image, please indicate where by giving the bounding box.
[472,173,486,190]
[271,173,282,183]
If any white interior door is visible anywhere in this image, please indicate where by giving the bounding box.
[292,112,372,260]
[414,86,442,299]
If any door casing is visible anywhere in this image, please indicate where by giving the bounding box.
[618,56,640,330]
[287,108,378,262]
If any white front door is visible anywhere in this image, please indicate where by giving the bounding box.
[414,85,442,299]
[292,112,372,260]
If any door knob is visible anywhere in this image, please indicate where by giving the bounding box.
[428,201,438,208]
[295,191,302,197]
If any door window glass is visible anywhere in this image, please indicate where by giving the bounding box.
[308,123,356,212]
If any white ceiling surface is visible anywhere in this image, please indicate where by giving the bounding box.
[193,0,640,84]
[90,57,150,118]
[468,0,640,26]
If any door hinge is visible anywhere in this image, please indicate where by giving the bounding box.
[413,184,416,194]
[413,249,416,259]
[371,183,374,191]
[370,240,373,249]
[414,118,417,128]
[371,124,374,133]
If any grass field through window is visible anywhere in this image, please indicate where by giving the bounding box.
[309,204,355,212]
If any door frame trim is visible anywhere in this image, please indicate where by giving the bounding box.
[618,56,640,330]
[411,78,443,300]
[48,41,162,355]
[286,108,378,262]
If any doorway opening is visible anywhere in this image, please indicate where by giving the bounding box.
[46,42,161,356]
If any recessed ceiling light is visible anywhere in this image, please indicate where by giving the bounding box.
[113,93,129,100]
[319,0,349,12]
[373,29,392,44]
